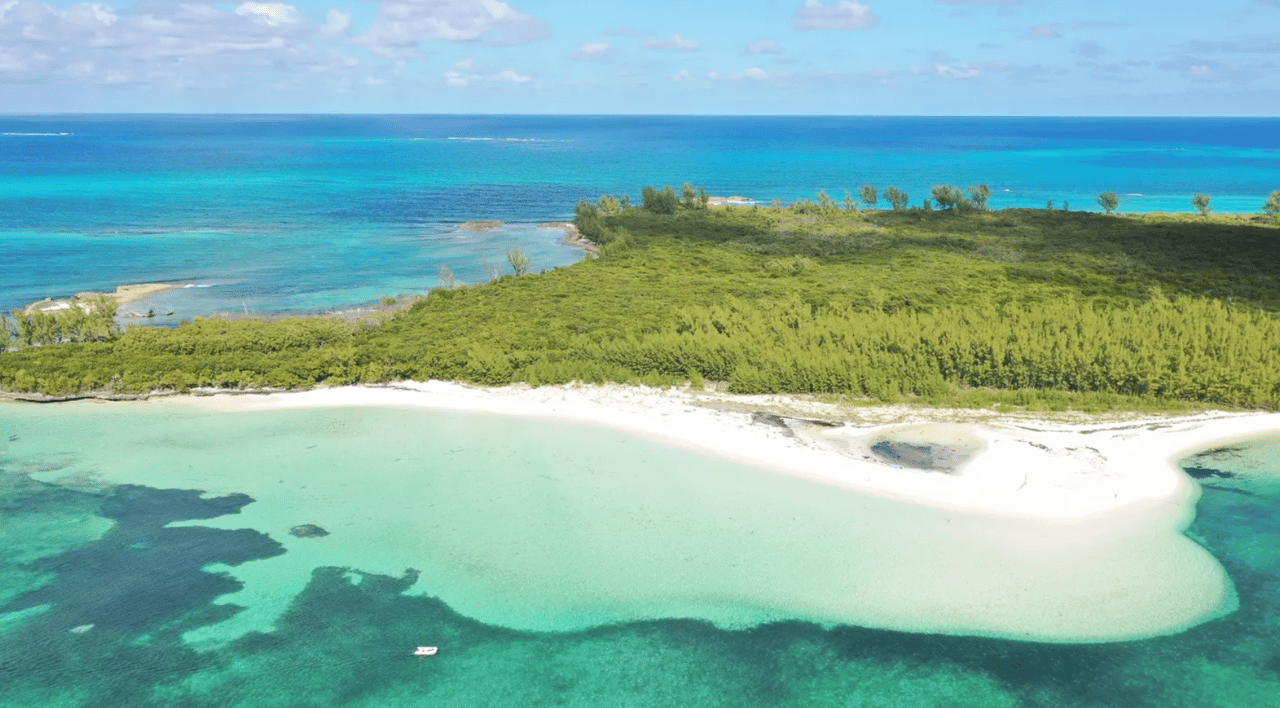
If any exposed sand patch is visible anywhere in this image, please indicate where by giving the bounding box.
[539,221,598,254]
[455,220,504,232]
[24,282,177,315]
[181,381,1280,521]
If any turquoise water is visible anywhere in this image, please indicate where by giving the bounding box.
[1,401,1278,707]
[4,116,1279,319]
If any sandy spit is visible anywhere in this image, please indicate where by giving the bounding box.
[173,380,1280,522]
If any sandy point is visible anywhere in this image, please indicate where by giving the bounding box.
[172,380,1280,522]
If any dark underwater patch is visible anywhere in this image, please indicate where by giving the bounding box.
[0,484,283,708]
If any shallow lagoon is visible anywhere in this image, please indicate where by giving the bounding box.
[1,401,1278,707]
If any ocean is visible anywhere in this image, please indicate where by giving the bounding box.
[3,115,1279,320]
[0,400,1278,708]
[3,115,1280,706]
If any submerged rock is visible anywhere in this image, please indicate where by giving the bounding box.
[289,524,330,538]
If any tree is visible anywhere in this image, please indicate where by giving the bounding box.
[698,187,709,209]
[597,194,621,215]
[884,186,909,210]
[816,189,835,211]
[1097,192,1119,214]
[967,184,992,211]
[681,182,698,208]
[438,264,456,289]
[574,200,604,240]
[1046,199,1054,210]
[844,191,858,212]
[506,247,532,276]
[930,185,969,210]
[1263,190,1280,218]
[859,184,878,209]
[642,185,680,214]
[1191,193,1212,216]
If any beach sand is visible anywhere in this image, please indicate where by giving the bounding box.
[23,282,178,315]
[106,381,1275,646]
[539,221,598,254]
[185,381,1280,521]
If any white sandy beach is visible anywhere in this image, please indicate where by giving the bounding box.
[184,380,1280,521]
[91,380,1269,646]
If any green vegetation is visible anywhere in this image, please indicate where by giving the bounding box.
[1,297,121,348]
[1098,192,1120,214]
[4,191,1280,413]
[1192,193,1212,216]
[1265,190,1280,219]
[859,185,878,209]
[505,247,532,276]
[885,187,909,211]
[927,184,991,212]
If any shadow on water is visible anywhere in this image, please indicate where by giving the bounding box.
[2,443,1280,707]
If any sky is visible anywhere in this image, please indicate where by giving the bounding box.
[1,0,1278,114]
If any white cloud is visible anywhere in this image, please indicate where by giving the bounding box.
[642,34,701,51]
[355,0,550,56]
[1188,64,1215,77]
[445,63,532,86]
[0,0,364,94]
[671,69,693,81]
[571,42,614,60]
[936,0,1020,4]
[1027,24,1059,38]
[743,66,768,79]
[0,51,25,71]
[234,2,302,27]
[64,3,116,27]
[745,39,782,54]
[793,0,878,31]
[935,62,980,78]
[320,8,350,36]
[492,68,528,82]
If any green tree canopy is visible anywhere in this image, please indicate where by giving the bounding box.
[884,186,909,210]
[859,184,878,208]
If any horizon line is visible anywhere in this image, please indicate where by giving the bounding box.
[2,112,1275,119]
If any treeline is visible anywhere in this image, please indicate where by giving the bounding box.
[0,317,363,395]
[4,187,1280,411]
[582,293,1280,406]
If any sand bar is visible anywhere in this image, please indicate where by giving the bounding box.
[455,220,504,232]
[23,282,177,315]
[184,381,1280,521]
[18,382,1273,646]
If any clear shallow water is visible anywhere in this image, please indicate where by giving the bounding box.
[3,115,1279,318]
[1,401,1278,707]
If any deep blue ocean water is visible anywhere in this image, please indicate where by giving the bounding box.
[2,115,1278,319]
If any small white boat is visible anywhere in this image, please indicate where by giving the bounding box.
[413,646,439,656]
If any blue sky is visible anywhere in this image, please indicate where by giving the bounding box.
[2,0,1278,114]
